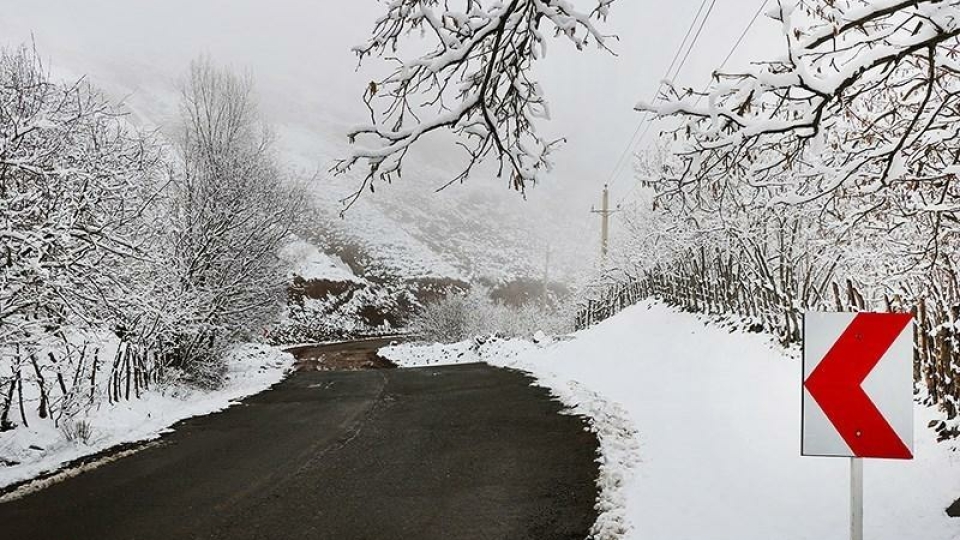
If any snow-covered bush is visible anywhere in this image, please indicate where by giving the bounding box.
[143,58,307,386]
[411,294,470,344]
[0,45,163,355]
[413,288,571,343]
[60,418,93,445]
[0,51,307,437]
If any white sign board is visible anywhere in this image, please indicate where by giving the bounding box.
[802,312,914,460]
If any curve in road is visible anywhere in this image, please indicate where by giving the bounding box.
[0,342,600,540]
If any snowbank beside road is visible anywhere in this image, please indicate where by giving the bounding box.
[380,301,960,540]
[0,344,293,492]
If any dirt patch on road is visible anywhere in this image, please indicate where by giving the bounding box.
[286,338,402,372]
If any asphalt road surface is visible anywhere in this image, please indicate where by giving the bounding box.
[0,340,600,540]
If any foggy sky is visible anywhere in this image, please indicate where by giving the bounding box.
[2,0,782,191]
[0,0,783,271]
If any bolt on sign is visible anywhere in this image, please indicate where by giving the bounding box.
[802,312,914,460]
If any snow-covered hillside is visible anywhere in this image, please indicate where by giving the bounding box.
[0,6,595,288]
[277,121,593,284]
[382,301,960,540]
[279,238,365,284]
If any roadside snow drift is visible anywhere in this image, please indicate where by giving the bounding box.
[0,344,293,492]
[381,301,960,540]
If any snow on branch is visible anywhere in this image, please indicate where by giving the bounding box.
[639,0,960,269]
[0,46,164,347]
[641,0,960,195]
[335,0,616,207]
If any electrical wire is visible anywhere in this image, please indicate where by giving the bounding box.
[602,0,712,194]
[719,0,768,71]
[613,0,769,209]
[607,0,719,194]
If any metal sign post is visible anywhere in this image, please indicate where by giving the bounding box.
[850,457,863,540]
[802,312,915,540]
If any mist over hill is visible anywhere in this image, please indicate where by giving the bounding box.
[0,1,603,288]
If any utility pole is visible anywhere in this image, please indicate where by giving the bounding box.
[591,184,618,260]
[541,245,551,310]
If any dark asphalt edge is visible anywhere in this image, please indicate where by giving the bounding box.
[0,368,297,501]
[484,363,610,537]
[0,439,161,499]
[279,334,418,352]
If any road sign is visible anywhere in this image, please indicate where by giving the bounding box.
[802,312,914,460]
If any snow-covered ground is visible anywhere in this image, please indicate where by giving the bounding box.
[279,237,366,283]
[380,301,960,540]
[0,344,293,492]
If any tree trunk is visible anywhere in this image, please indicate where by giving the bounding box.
[29,354,49,420]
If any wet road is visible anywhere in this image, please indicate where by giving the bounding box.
[0,341,600,540]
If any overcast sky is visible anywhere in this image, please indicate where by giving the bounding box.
[1,0,782,196]
[0,0,784,273]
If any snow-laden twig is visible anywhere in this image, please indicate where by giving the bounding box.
[335,0,617,207]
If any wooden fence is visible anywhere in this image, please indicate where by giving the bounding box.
[1,341,161,431]
[577,260,960,438]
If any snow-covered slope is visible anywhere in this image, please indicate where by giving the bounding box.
[279,238,365,284]
[279,120,590,284]
[382,301,960,540]
[0,9,594,287]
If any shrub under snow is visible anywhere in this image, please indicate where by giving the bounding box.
[412,288,571,343]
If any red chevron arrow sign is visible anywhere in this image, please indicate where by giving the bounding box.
[802,312,914,460]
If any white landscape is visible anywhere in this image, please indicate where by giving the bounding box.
[2,0,960,539]
[383,302,960,540]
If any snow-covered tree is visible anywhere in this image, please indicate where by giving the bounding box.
[0,46,169,429]
[0,51,312,429]
[641,0,960,273]
[0,46,163,354]
[150,59,307,385]
[336,0,617,204]
[414,286,570,342]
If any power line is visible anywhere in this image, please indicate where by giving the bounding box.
[616,179,644,210]
[660,0,712,96]
[606,0,719,193]
[602,0,712,194]
[674,0,719,82]
[693,0,768,108]
[611,119,654,207]
[615,0,769,209]
[606,1,711,191]
[607,0,719,205]
[719,0,768,71]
